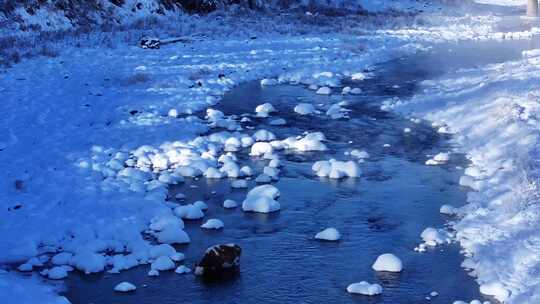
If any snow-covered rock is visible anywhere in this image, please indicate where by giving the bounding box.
[372,254,402,272]
[255,103,277,117]
[174,204,205,220]
[316,87,332,95]
[201,219,224,229]
[346,281,382,296]
[294,103,317,115]
[175,265,192,274]
[242,185,281,213]
[151,256,175,271]
[315,228,341,241]
[223,199,238,209]
[312,159,360,179]
[47,266,69,280]
[440,204,457,215]
[420,227,448,246]
[260,78,278,86]
[114,282,136,292]
[250,142,274,156]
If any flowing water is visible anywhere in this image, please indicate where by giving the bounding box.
[62,39,538,304]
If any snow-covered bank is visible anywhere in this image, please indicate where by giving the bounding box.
[0,11,430,301]
[387,39,540,304]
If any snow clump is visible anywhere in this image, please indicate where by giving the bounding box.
[346,281,382,296]
[315,228,341,241]
[372,254,403,272]
[312,159,360,179]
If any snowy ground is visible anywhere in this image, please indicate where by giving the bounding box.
[2,0,540,303]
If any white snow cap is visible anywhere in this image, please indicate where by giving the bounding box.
[260,78,278,86]
[346,281,382,296]
[372,254,403,272]
[114,282,136,292]
[315,228,341,241]
[420,227,448,246]
[242,185,281,213]
[201,219,224,229]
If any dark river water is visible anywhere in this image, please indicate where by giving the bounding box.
[60,38,537,304]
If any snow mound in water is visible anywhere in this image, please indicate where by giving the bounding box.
[242,185,280,213]
[283,132,327,152]
[312,159,360,179]
[250,142,274,156]
[440,204,457,215]
[419,227,449,247]
[175,265,192,274]
[372,254,402,272]
[316,86,332,95]
[294,103,317,115]
[253,129,276,141]
[255,103,277,117]
[151,256,175,271]
[315,228,341,241]
[223,199,238,209]
[425,152,450,165]
[201,219,224,229]
[114,282,136,292]
[260,78,278,86]
[174,204,204,220]
[346,281,382,296]
[47,266,69,280]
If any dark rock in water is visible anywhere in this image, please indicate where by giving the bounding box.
[140,37,160,49]
[195,244,241,277]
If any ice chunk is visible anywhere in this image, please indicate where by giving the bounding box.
[231,180,248,189]
[372,254,402,272]
[201,219,224,229]
[346,281,382,296]
[315,228,341,241]
[114,282,136,292]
